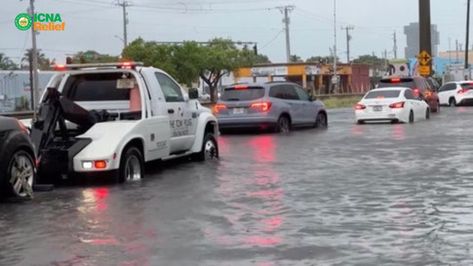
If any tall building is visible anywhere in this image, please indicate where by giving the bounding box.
[404,22,440,58]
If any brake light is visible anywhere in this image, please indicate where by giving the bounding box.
[250,102,272,112]
[54,64,66,71]
[213,103,227,113]
[459,88,469,94]
[354,103,366,110]
[389,102,405,109]
[94,160,107,169]
[391,78,401,83]
[234,85,248,90]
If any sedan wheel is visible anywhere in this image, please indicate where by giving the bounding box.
[7,150,35,199]
[315,112,328,129]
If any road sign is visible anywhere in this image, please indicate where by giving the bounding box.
[419,65,431,76]
[417,50,432,66]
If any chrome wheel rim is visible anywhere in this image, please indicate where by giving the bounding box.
[124,155,141,181]
[279,118,290,133]
[9,152,34,198]
[204,139,217,160]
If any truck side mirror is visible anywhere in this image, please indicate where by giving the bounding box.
[189,88,199,100]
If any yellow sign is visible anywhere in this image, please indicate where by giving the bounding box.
[419,65,431,76]
[417,50,432,66]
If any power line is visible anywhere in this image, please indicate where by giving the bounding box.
[276,5,294,63]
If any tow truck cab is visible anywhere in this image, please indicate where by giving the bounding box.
[32,62,219,183]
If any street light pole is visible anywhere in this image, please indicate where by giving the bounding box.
[29,0,39,117]
[465,0,471,79]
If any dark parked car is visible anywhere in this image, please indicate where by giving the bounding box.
[378,76,440,113]
[0,116,36,199]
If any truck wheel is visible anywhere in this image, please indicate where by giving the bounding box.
[193,133,219,161]
[118,146,144,183]
[5,150,35,200]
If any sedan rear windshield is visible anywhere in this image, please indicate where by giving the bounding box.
[365,90,401,99]
[221,86,265,101]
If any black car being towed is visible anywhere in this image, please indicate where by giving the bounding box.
[0,116,35,199]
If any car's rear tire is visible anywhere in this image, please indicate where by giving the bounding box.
[409,111,414,123]
[314,112,328,129]
[449,98,457,107]
[426,108,430,120]
[276,115,291,133]
[5,150,35,199]
[118,146,144,183]
[193,133,219,161]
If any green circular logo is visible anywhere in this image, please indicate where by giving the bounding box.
[15,13,32,31]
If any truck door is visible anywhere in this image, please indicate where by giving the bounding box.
[154,72,196,153]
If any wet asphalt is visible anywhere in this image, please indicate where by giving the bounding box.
[1,106,473,266]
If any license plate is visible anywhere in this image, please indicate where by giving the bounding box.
[372,106,382,112]
[232,108,246,114]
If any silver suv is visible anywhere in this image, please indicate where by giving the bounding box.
[214,82,327,132]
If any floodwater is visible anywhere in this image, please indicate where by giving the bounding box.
[1,107,473,265]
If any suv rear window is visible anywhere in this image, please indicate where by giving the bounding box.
[63,73,131,101]
[221,86,265,101]
[365,90,401,99]
[378,78,415,89]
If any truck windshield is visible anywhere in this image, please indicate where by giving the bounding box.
[221,86,265,101]
[63,73,131,101]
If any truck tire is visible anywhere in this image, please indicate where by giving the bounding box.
[193,133,219,161]
[118,146,144,183]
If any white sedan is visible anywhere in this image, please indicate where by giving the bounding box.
[355,87,430,124]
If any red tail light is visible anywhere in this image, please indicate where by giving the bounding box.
[234,85,249,90]
[458,88,469,94]
[389,101,405,109]
[391,78,401,83]
[354,103,366,110]
[213,103,227,113]
[250,102,272,112]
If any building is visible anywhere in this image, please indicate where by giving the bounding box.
[232,63,371,95]
[404,22,440,58]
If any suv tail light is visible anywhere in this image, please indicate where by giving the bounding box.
[389,102,405,109]
[213,103,227,113]
[459,88,469,94]
[354,103,366,110]
[250,102,272,112]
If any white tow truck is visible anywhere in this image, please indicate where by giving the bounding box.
[30,62,219,183]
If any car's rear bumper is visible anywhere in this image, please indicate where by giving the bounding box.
[457,96,473,105]
[218,116,278,129]
[355,110,404,123]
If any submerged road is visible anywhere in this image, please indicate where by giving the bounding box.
[1,107,473,265]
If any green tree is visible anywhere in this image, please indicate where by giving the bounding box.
[289,55,303,63]
[353,55,387,68]
[123,37,269,102]
[21,49,53,70]
[70,50,120,64]
[0,53,18,70]
[306,56,340,64]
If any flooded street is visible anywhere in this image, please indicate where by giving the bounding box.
[2,107,473,265]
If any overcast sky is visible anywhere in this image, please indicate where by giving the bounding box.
[0,0,470,64]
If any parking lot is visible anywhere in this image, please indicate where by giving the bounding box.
[1,106,473,265]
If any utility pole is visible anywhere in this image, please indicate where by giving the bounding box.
[456,39,460,62]
[419,0,432,77]
[332,0,338,92]
[393,31,398,59]
[341,25,354,63]
[277,5,294,63]
[116,0,130,50]
[465,0,471,79]
[29,0,39,116]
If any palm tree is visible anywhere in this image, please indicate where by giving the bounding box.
[21,49,52,70]
[0,53,18,70]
